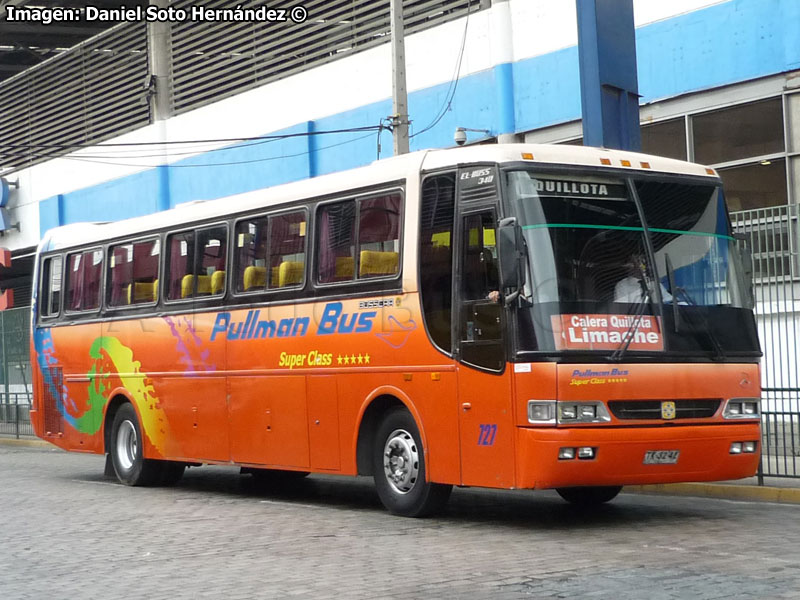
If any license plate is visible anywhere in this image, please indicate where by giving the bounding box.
[643,450,680,464]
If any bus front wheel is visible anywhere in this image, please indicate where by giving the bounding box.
[110,403,162,486]
[372,408,452,517]
[556,486,622,506]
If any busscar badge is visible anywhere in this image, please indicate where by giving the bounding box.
[661,400,676,420]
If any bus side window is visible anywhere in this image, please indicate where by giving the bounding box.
[107,238,160,307]
[40,255,63,318]
[166,231,195,300]
[316,193,402,284]
[458,210,503,371]
[358,193,401,278]
[234,216,269,293]
[317,201,356,284]
[166,226,227,300]
[461,212,499,301]
[419,174,456,353]
[65,249,102,311]
[199,227,227,296]
[266,211,306,289]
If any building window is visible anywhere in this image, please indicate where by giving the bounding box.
[718,159,787,213]
[641,117,687,161]
[693,98,784,165]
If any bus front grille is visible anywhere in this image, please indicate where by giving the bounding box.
[608,399,721,420]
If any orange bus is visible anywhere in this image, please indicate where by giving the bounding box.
[28,144,762,516]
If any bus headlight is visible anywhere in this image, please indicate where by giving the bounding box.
[557,401,611,424]
[528,401,611,425]
[730,441,759,454]
[723,398,760,419]
[528,400,556,425]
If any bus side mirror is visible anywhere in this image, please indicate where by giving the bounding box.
[497,217,523,291]
[733,232,755,310]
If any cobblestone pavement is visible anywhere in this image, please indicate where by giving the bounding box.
[2,445,800,599]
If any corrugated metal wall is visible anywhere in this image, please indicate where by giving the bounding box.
[0,22,150,174]
[0,1,489,175]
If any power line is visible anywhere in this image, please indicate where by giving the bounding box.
[59,131,379,169]
[410,3,472,139]
[8,130,381,210]
[0,125,386,166]
[0,125,384,151]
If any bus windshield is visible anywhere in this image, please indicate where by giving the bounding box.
[506,170,760,357]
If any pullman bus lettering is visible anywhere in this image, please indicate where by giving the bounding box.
[317,302,376,335]
[211,310,310,341]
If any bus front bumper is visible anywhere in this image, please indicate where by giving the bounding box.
[516,423,761,490]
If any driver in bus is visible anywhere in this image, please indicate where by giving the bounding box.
[614,254,674,303]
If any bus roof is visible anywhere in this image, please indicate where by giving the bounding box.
[40,143,718,253]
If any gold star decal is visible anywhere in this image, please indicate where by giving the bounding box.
[357,354,363,364]
[364,354,370,364]
[343,355,350,365]
[337,355,342,365]
[350,354,357,363]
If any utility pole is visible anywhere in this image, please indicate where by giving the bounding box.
[390,0,410,155]
[147,0,173,121]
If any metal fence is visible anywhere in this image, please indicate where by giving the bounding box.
[731,204,800,479]
[0,393,33,439]
[0,308,33,439]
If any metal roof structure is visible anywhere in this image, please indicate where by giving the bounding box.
[0,0,148,84]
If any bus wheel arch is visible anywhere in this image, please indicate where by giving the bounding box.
[105,395,173,486]
[370,406,452,517]
[355,394,408,477]
[103,393,134,456]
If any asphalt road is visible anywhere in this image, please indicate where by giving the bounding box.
[2,445,799,599]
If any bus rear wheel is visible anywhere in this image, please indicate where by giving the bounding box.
[372,408,451,517]
[110,403,162,486]
[556,486,622,506]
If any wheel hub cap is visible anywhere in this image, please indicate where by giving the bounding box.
[116,420,138,471]
[383,429,420,494]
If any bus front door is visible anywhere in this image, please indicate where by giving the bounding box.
[455,209,515,488]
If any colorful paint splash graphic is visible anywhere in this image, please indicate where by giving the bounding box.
[164,315,216,374]
[34,328,178,457]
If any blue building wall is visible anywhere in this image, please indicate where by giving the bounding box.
[44,0,800,236]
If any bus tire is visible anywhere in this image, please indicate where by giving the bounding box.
[110,403,161,486]
[556,486,622,506]
[373,408,451,517]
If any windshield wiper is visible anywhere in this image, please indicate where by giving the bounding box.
[674,286,725,361]
[665,254,680,332]
[610,282,651,362]
[664,253,725,360]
